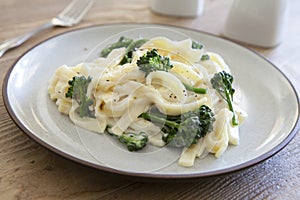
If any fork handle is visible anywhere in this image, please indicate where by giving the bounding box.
[0,22,53,58]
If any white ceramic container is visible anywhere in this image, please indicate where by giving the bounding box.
[149,0,204,17]
[223,0,288,48]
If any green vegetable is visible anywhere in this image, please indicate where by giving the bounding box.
[127,39,148,52]
[192,41,204,49]
[105,126,148,152]
[99,36,148,64]
[210,71,238,126]
[201,54,210,61]
[100,37,133,57]
[118,132,148,152]
[65,76,95,118]
[136,49,173,76]
[141,105,215,147]
[183,83,207,94]
[191,41,210,61]
[120,38,148,64]
[120,51,134,65]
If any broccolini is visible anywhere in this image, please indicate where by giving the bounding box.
[136,49,173,76]
[183,83,207,94]
[191,40,210,61]
[141,105,215,147]
[99,36,148,64]
[192,41,204,50]
[118,132,148,152]
[201,54,210,61]
[210,71,238,126]
[120,38,148,64]
[100,37,133,57]
[65,76,95,118]
[105,126,148,152]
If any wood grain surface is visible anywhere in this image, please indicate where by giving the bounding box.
[1,0,300,199]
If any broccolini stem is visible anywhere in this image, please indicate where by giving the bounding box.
[183,83,207,94]
[225,89,238,126]
[126,39,148,53]
[100,37,133,57]
[141,113,179,128]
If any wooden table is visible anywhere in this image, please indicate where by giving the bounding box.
[1,0,299,199]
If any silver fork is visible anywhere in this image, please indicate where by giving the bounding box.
[0,0,93,58]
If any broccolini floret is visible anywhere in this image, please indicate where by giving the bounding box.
[65,76,95,118]
[191,40,210,61]
[192,41,204,49]
[141,105,215,147]
[105,126,148,152]
[201,54,210,61]
[118,132,148,152]
[136,49,173,76]
[210,71,238,126]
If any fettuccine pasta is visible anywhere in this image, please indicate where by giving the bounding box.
[48,36,247,167]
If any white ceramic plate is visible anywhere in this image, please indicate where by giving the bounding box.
[3,24,299,179]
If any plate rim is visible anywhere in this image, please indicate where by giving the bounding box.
[2,22,300,180]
